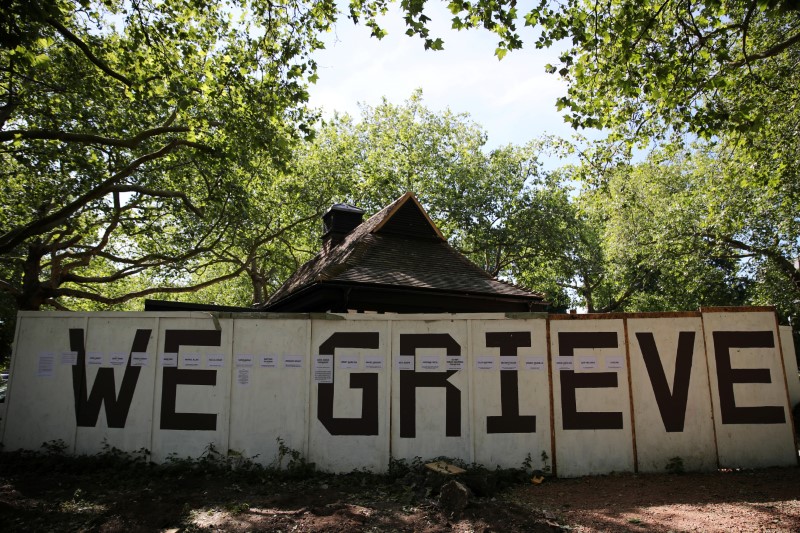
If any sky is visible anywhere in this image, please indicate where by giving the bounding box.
[307,4,582,151]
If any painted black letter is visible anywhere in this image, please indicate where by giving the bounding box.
[317,332,380,436]
[399,333,461,438]
[713,331,785,424]
[559,331,623,430]
[70,328,151,428]
[485,331,536,434]
[160,330,220,431]
[637,331,695,432]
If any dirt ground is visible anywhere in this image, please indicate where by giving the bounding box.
[0,452,798,532]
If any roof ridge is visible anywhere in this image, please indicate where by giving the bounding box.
[370,192,444,240]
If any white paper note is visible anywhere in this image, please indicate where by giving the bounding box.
[37,352,55,377]
[131,352,149,367]
[235,354,254,367]
[364,355,384,370]
[555,356,574,371]
[207,354,225,368]
[314,355,333,383]
[396,355,415,370]
[499,356,518,371]
[445,356,464,371]
[260,355,277,368]
[476,356,496,371]
[236,367,251,387]
[61,351,78,366]
[181,353,202,368]
[283,355,303,368]
[523,356,546,371]
[419,355,441,371]
[337,355,359,369]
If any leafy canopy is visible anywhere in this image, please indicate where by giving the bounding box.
[295,91,577,308]
[564,141,799,320]
[0,0,338,312]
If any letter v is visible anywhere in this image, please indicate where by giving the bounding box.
[70,328,151,428]
[636,331,695,432]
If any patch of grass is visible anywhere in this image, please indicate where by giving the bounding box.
[59,488,107,515]
[540,450,552,475]
[42,438,69,455]
[665,456,685,475]
[224,501,250,514]
[274,437,316,478]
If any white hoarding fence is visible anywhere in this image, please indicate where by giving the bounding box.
[2,309,797,475]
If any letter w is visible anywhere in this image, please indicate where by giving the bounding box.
[70,328,151,428]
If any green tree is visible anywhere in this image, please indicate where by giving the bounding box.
[569,142,798,320]
[351,2,799,195]
[351,2,798,136]
[0,0,337,312]
[528,1,800,138]
[297,91,578,307]
[169,160,336,307]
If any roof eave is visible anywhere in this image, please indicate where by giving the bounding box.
[264,280,548,313]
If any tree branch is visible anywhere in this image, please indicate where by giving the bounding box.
[92,243,219,267]
[0,139,206,255]
[247,210,322,251]
[61,248,238,284]
[630,0,672,53]
[596,276,643,313]
[44,16,135,87]
[107,184,203,216]
[0,278,21,296]
[55,264,246,305]
[706,233,800,290]
[729,31,800,68]
[0,125,191,146]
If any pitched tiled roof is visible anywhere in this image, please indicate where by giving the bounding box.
[263,192,543,308]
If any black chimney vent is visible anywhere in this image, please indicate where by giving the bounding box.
[322,203,364,244]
